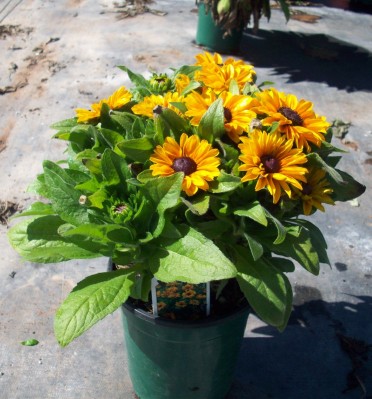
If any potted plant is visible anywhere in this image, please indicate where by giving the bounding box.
[195,0,291,52]
[8,51,365,399]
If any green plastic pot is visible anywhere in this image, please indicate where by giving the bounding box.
[121,301,249,399]
[195,4,243,54]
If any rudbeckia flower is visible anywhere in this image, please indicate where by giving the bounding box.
[294,168,334,215]
[194,52,256,94]
[238,131,308,203]
[175,74,191,95]
[150,133,221,196]
[184,88,217,126]
[132,92,183,118]
[251,88,330,152]
[75,86,132,123]
[219,91,256,143]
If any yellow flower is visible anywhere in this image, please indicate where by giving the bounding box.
[75,86,132,123]
[106,86,133,109]
[194,51,224,67]
[75,107,101,124]
[175,73,191,94]
[251,88,330,152]
[184,88,217,126]
[150,133,221,196]
[132,91,183,118]
[219,91,256,143]
[238,131,308,204]
[194,52,256,94]
[294,168,334,215]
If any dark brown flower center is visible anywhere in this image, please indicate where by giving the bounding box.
[153,105,163,115]
[261,155,280,173]
[224,107,232,123]
[172,157,197,175]
[278,106,303,126]
[301,182,313,195]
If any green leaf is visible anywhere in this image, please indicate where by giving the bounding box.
[181,194,210,216]
[143,173,183,237]
[50,117,78,131]
[43,161,90,225]
[234,246,292,329]
[136,169,156,183]
[129,268,152,302]
[153,113,168,145]
[88,188,108,209]
[98,128,126,149]
[228,79,239,95]
[13,202,54,218]
[292,219,330,265]
[118,66,152,95]
[21,339,39,346]
[234,201,268,226]
[264,209,286,244]
[8,216,105,263]
[270,257,295,273]
[117,137,154,163]
[313,140,347,158]
[157,108,189,141]
[262,226,319,275]
[60,224,134,245]
[198,98,225,142]
[149,225,237,284]
[307,153,366,201]
[307,152,343,184]
[53,128,94,149]
[188,219,231,240]
[101,149,132,188]
[209,171,241,193]
[180,81,202,96]
[330,169,366,202]
[277,0,291,21]
[54,269,137,346]
[27,174,49,197]
[174,65,201,78]
[244,233,264,261]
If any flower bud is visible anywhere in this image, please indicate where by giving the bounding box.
[149,73,172,93]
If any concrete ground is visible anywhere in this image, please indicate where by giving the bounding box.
[0,0,371,398]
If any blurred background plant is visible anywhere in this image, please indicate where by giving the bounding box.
[196,0,291,35]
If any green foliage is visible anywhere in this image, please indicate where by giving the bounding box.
[55,269,139,347]
[7,53,365,347]
[21,339,39,346]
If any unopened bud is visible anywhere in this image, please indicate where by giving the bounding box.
[79,195,87,205]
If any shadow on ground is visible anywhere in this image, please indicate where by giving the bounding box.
[228,288,372,399]
[240,30,372,93]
